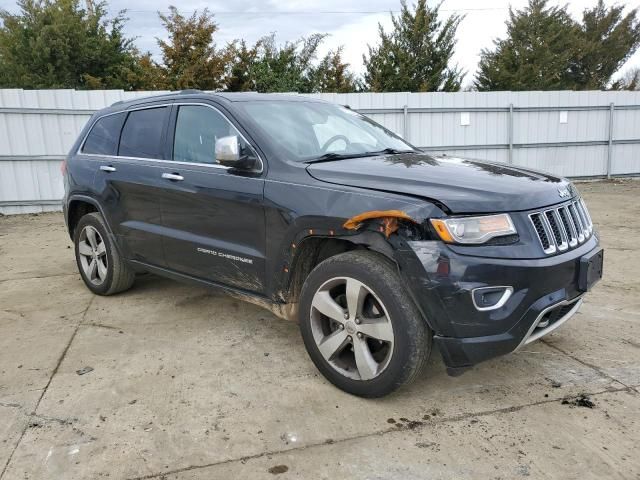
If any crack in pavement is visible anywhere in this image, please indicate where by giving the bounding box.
[0,295,95,480]
[0,272,77,284]
[125,386,633,480]
[81,323,124,332]
[540,339,634,390]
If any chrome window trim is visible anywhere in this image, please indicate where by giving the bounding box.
[78,153,232,171]
[471,286,514,311]
[78,101,265,174]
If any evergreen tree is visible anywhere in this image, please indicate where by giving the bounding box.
[157,6,229,90]
[224,34,357,93]
[311,48,359,93]
[249,33,325,93]
[571,0,640,90]
[475,0,578,91]
[224,40,259,92]
[126,53,168,91]
[363,0,464,92]
[475,0,640,91]
[0,0,150,89]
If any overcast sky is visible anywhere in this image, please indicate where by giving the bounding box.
[1,0,639,87]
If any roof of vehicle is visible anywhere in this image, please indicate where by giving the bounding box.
[107,91,326,111]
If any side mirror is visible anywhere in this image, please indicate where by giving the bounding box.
[215,135,258,170]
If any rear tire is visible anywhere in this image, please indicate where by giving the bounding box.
[74,212,135,295]
[299,250,431,398]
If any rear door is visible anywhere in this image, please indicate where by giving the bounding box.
[90,104,171,266]
[158,103,267,293]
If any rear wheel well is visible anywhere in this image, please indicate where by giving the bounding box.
[67,200,98,238]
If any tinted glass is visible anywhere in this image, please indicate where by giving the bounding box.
[82,113,125,155]
[119,107,168,159]
[173,105,242,164]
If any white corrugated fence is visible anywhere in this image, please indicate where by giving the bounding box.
[1,89,640,214]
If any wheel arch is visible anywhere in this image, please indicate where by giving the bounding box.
[66,196,100,238]
[65,195,120,254]
[279,230,399,306]
[279,226,439,335]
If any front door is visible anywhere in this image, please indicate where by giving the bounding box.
[158,103,267,294]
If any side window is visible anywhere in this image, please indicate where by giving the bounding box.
[82,113,126,155]
[173,105,242,164]
[119,107,168,159]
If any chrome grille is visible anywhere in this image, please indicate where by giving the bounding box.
[530,213,553,253]
[567,203,585,242]
[529,199,593,255]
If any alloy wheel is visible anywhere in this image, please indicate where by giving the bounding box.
[78,225,108,286]
[309,277,395,381]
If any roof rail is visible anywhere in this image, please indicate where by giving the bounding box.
[178,89,203,94]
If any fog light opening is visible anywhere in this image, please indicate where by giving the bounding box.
[471,286,513,311]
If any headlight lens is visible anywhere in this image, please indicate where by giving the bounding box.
[430,214,517,244]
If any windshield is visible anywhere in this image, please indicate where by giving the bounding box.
[236,100,416,162]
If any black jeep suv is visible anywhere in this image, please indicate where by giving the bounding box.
[63,91,603,397]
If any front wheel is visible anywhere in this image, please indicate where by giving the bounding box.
[299,250,431,397]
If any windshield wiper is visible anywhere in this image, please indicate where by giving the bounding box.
[305,148,419,164]
[305,152,375,164]
[370,147,419,155]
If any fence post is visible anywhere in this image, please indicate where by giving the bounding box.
[508,103,514,164]
[607,102,614,179]
[403,104,409,140]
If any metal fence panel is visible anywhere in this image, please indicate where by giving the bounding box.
[612,144,640,175]
[513,145,609,177]
[2,89,640,214]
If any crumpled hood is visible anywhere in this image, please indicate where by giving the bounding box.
[306,153,576,213]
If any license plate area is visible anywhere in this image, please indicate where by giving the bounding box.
[578,248,604,292]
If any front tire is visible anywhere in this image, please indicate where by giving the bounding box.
[299,250,431,398]
[74,212,135,295]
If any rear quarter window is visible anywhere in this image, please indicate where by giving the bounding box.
[82,113,126,155]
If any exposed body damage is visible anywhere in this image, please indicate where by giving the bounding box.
[342,210,417,237]
[262,180,442,315]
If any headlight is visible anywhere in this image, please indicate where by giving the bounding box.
[430,214,517,244]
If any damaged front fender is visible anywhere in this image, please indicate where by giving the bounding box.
[264,178,446,304]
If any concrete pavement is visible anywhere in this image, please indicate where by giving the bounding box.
[1,180,638,479]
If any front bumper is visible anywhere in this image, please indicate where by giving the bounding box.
[394,234,602,373]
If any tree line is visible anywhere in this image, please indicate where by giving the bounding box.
[0,0,639,92]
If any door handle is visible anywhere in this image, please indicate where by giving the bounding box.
[162,172,184,181]
[99,165,116,172]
